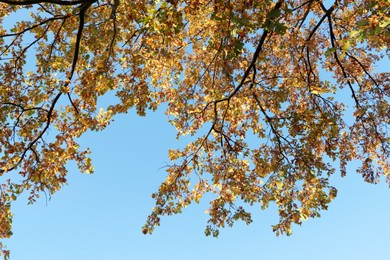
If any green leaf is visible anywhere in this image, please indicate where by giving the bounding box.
[274,22,287,34]
[357,20,369,27]
[325,47,337,57]
[267,9,282,20]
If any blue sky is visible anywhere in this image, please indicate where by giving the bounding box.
[2,3,390,259]
[5,107,390,260]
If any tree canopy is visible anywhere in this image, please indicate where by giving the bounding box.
[0,0,389,257]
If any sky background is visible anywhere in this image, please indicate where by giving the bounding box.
[5,106,390,260]
[2,3,390,259]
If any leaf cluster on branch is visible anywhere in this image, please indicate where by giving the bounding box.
[0,0,389,258]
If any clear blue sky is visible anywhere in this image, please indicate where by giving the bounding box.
[5,106,390,260]
[2,3,390,259]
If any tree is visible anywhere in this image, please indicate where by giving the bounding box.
[0,0,389,257]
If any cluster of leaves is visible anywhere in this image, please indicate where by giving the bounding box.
[0,0,389,258]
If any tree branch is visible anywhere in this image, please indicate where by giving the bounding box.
[0,0,92,5]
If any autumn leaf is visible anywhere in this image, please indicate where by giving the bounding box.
[0,0,389,258]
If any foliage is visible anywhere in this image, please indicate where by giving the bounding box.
[0,0,389,257]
